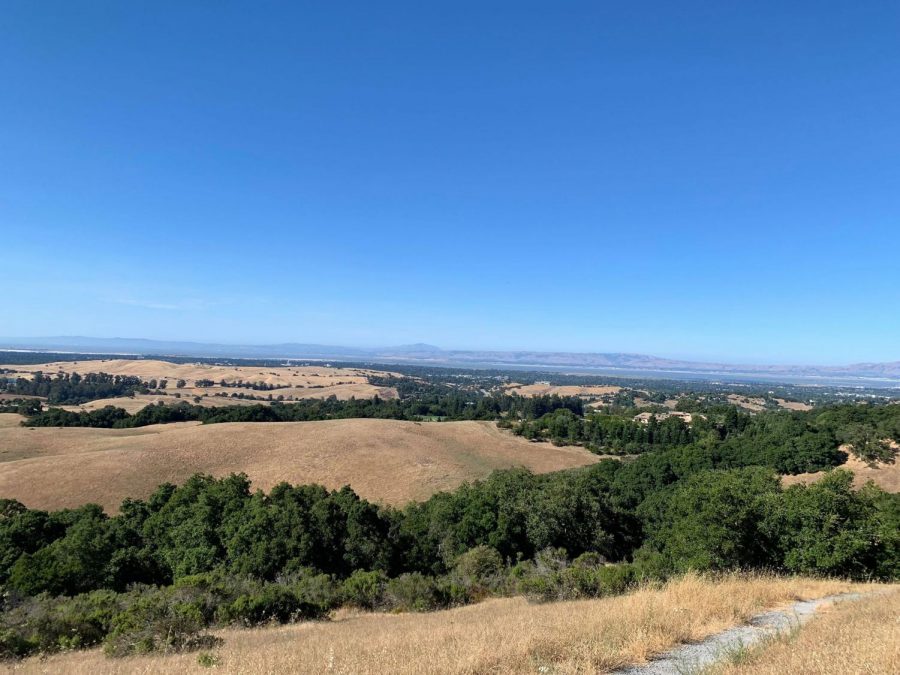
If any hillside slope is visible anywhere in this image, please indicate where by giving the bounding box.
[781,447,899,493]
[0,418,600,512]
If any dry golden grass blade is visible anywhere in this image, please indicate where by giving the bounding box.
[709,586,900,675]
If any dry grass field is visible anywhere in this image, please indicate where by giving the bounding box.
[773,397,812,411]
[782,452,900,493]
[631,396,679,410]
[726,395,812,413]
[0,393,45,402]
[506,383,622,398]
[1,359,397,407]
[0,418,601,512]
[727,395,767,412]
[710,587,899,675]
[6,574,884,675]
[58,394,267,413]
[0,413,24,429]
[2,358,393,386]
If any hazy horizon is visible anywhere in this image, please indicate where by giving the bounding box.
[3,2,899,365]
[2,333,898,369]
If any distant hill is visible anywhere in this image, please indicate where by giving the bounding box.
[1,335,899,384]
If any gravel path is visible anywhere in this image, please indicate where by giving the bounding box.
[612,592,865,675]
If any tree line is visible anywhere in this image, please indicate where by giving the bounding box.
[1,372,150,405]
[17,396,900,466]
[508,408,694,452]
[20,393,585,429]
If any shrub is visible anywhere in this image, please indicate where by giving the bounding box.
[103,589,221,657]
[282,570,339,618]
[218,585,304,625]
[451,546,505,601]
[558,563,602,598]
[342,570,388,610]
[512,550,636,602]
[167,571,337,627]
[0,590,120,658]
[212,571,337,626]
[560,561,637,598]
[453,545,503,582]
[0,628,33,659]
[197,651,219,667]
[384,573,445,612]
[594,563,637,595]
[571,551,605,567]
[514,548,569,602]
[516,569,559,602]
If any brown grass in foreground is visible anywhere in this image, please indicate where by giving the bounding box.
[0,419,601,512]
[710,586,899,675]
[7,575,881,675]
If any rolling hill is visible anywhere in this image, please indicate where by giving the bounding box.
[0,417,601,512]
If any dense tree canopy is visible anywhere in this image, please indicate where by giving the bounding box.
[0,372,148,405]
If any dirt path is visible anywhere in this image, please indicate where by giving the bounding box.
[612,592,867,675]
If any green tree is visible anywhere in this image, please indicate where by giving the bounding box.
[760,470,898,578]
[636,467,780,572]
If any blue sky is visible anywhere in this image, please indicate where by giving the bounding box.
[2,2,899,364]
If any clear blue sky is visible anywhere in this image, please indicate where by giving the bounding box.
[2,2,899,365]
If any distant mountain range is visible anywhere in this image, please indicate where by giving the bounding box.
[2,336,899,385]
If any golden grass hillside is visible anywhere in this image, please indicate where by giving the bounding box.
[57,393,270,413]
[709,586,899,675]
[506,383,622,398]
[7,574,885,675]
[0,419,601,512]
[2,358,392,386]
[727,394,812,412]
